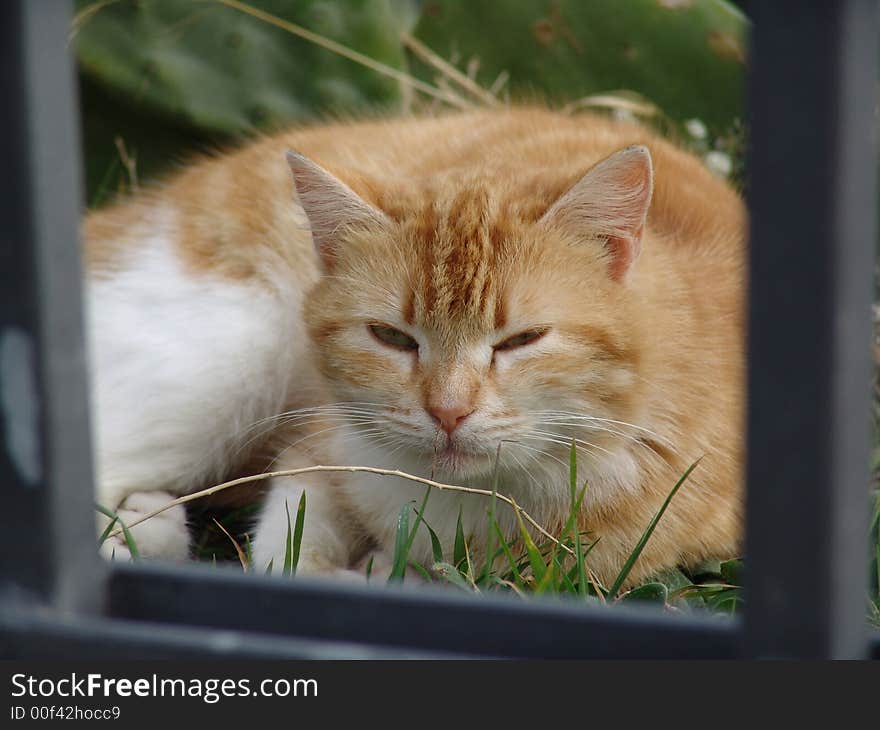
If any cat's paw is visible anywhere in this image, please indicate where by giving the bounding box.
[326,568,371,584]
[99,491,190,562]
[250,542,371,581]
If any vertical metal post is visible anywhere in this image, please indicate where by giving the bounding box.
[0,1,102,614]
[744,1,878,658]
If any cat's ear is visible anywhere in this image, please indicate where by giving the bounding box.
[539,145,653,281]
[286,150,389,269]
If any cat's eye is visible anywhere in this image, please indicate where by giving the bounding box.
[493,328,549,351]
[369,323,419,352]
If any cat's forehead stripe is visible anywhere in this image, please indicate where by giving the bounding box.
[409,187,512,329]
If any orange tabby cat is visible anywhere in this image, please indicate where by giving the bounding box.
[86,107,744,587]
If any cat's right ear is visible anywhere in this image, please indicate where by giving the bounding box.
[539,145,653,282]
[286,150,389,269]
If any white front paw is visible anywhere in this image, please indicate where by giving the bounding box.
[99,491,190,561]
[249,547,344,577]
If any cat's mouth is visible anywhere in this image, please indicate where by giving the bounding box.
[428,440,491,477]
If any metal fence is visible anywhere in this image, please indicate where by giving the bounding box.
[1,0,878,660]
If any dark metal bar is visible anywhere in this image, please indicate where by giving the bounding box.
[0,0,101,613]
[0,606,449,660]
[744,1,878,658]
[108,563,739,659]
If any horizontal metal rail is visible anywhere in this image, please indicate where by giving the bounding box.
[0,605,452,660]
[108,563,740,659]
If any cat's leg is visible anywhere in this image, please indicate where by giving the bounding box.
[99,491,190,562]
[250,445,358,578]
[86,234,299,560]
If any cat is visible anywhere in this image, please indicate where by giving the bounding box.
[85,106,745,588]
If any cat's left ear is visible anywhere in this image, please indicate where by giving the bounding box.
[539,145,653,281]
[286,150,390,270]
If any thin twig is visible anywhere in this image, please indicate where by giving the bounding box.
[70,0,123,39]
[113,136,139,193]
[212,518,249,571]
[401,32,499,107]
[488,70,510,98]
[107,464,575,557]
[561,92,660,117]
[206,0,469,109]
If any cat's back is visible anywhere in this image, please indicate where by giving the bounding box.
[272,106,745,247]
[85,107,742,278]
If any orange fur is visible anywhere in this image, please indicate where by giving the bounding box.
[86,107,745,586]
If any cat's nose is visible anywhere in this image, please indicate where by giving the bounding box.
[428,404,474,435]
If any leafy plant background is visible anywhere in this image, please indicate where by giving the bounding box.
[74,0,748,203]
[75,0,879,620]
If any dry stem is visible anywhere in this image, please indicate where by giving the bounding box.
[107,464,575,557]
[210,0,470,109]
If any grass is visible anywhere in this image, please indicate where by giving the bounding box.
[117,482,874,628]
[95,503,141,560]
[129,426,877,625]
[168,445,750,617]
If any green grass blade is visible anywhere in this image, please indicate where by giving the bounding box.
[404,487,433,563]
[389,501,412,581]
[282,500,293,577]
[553,555,577,593]
[365,555,374,581]
[462,534,477,587]
[534,555,559,594]
[95,503,116,521]
[568,483,591,598]
[97,515,119,546]
[119,518,140,560]
[619,582,668,604]
[408,561,432,582]
[608,458,701,598]
[493,521,525,588]
[264,558,274,575]
[720,558,743,587]
[453,506,466,569]
[390,487,437,581]
[654,568,699,609]
[706,588,743,614]
[244,534,253,569]
[421,513,445,564]
[566,537,599,583]
[513,507,547,584]
[562,444,591,597]
[408,487,431,541]
[479,444,503,583]
[433,562,474,593]
[574,527,588,598]
[96,503,140,560]
[291,491,306,575]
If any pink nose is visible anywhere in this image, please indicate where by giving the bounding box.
[428,404,474,434]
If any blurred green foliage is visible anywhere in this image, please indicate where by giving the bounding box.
[73,0,747,204]
[413,0,746,130]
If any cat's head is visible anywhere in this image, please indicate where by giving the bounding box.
[291,145,653,480]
